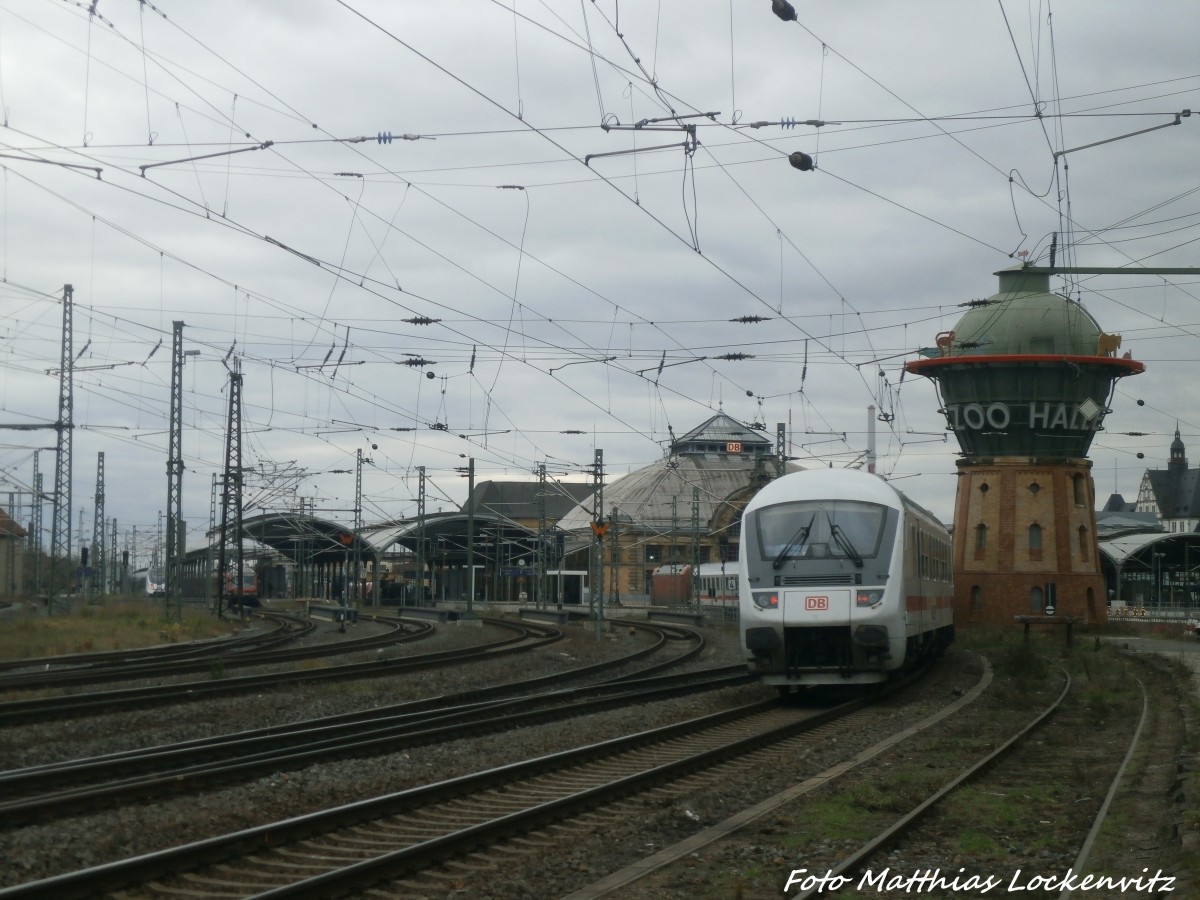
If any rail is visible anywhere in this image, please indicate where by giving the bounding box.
[307,603,357,624]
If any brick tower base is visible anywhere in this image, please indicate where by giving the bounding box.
[952,457,1106,628]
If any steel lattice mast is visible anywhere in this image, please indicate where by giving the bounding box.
[217,359,244,617]
[165,321,185,618]
[416,466,425,605]
[536,463,547,609]
[49,285,73,605]
[92,452,105,596]
[353,448,363,604]
[31,451,42,594]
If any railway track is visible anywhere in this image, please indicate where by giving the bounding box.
[0,612,419,692]
[0,621,710,821]
[0,616,566,724]
[0,684,892,899]
[0,611,316,675]
[552,644,1188,900]
[0,663,750,827]
[781,667,1158,900]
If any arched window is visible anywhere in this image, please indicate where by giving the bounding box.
[1073,473,1087,506]
[975,523,987,550]
[1030,585,1044,611]
[1028,523,1042,550]
[970,585,982,609]
[1078,526,1089,560]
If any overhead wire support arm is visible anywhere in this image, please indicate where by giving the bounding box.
[634,355,710,377]
[601,112,721,131]
[139,141,274,176]
[587,115,709,166]
[0,153,102,179]
[549,356,617,374]
[585,140,690,167]
[1052,111,1190,160]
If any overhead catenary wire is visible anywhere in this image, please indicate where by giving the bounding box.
[2,1,1190,528]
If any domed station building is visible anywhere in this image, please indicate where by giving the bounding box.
[906,266,1144,626]
[556,413,794,605]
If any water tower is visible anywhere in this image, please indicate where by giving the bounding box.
[906,266,1144,626]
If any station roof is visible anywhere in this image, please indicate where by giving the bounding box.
[1099,529,1200,568]
[228,510,544,568]
[239,512,373,565]
[362,511,541,565]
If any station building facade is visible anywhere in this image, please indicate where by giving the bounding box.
[556,413,792,603]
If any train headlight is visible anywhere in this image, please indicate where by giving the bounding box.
[856,590,883,607]
[752,592,779,610]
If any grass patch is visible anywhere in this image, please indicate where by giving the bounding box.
[776,797,877,849]
[953,829,1002,856]
[0,601,236,661]
[941,787,1027,830]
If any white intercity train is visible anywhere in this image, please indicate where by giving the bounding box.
[129,566,166,597]
[738,469,954,691]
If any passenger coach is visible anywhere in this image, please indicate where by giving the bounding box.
[739,469,953,690]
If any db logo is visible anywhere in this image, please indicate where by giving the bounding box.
[805,596,829,611]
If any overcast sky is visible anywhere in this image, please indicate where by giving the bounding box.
[1,1,1197,562]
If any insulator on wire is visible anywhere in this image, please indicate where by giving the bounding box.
[781,117,831,130]
[377,131,393,144]
[771,0,797,22]
[789,151,814,172]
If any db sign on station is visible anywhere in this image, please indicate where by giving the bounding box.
[805,596,829,611]
[1044,605,1056,616]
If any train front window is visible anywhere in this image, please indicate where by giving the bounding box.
[756,501,887,562]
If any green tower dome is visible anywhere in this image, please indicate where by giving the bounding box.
[906,267,1143,459]
[951,268,1102,357]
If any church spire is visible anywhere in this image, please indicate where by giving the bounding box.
[1169,424,1187,472]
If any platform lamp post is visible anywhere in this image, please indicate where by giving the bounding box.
[1154,552,1166,608]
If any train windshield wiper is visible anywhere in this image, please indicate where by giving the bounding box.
[772,514,815,569]
[827,513,864,568]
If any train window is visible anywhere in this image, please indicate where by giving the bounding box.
[754,500,887,562]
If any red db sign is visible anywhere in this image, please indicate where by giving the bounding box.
[805,596,829,611]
